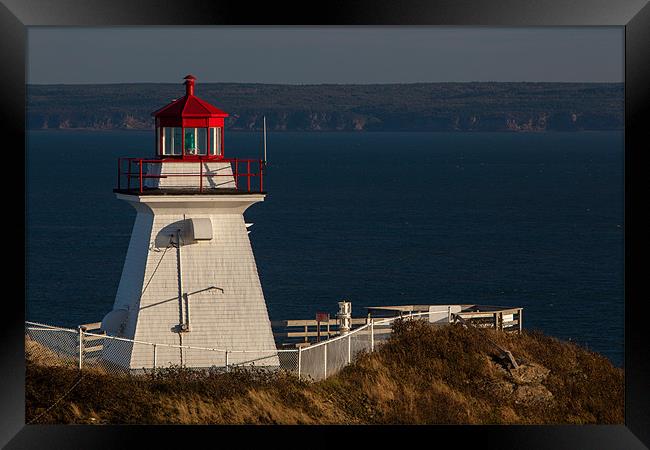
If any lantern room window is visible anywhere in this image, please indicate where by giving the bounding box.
[184,128,208,156]
[210,127,222,156]
[161,127,183,156]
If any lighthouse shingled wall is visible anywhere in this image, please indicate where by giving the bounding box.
[105,198,278,369]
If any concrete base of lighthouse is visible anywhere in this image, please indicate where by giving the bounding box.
[102,193,279,370]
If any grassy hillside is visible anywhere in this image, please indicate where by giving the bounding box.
[25,320,623,424]
[27,82,623,132]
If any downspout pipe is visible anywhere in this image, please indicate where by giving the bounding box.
[175,229,190,332]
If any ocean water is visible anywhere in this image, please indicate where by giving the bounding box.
[26,130,624,366]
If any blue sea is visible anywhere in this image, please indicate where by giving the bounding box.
[26,130,624,367]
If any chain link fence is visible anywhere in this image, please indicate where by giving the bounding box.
[26,321,300,375]
[296,312,430,381]
[25,323,80,369]
[25,313,430,380]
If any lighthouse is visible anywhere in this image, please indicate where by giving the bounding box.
[101,75,278,370]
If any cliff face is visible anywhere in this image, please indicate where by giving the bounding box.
[27,82,623,132]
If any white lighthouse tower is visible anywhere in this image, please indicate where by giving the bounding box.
[101,75,278,369]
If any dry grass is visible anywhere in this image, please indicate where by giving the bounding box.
[25,337,77,369]
[25,321,623,425]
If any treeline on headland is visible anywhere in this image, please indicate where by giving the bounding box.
[27,82,623,132]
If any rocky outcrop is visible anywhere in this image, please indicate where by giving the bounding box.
[489,357,554,406]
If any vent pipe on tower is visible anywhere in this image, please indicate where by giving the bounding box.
[184,74,196,96]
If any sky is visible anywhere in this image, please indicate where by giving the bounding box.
[27,27,624,84]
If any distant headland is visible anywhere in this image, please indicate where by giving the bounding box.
[27,82,623,132]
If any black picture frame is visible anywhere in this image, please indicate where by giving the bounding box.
[4,0,649,447]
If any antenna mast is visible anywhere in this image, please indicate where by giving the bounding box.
[263,116,267,163]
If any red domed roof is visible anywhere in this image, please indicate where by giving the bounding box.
[152,75,228,118]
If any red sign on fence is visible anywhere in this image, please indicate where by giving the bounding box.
[315,312,330,343]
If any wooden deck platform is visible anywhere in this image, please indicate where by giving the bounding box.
[272,304,523,348]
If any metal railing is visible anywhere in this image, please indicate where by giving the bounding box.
[116,157,265,194]
[449,307,523,333]
[272,317,371,345]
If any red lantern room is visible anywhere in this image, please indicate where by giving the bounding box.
[152,75,228,160]
[116,74,265,194]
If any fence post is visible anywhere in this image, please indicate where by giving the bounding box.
[370,320,374,352]
[297,348,302,380]
[225,350,229,372]
[348,334,352,364]
[519,309,523,334]
[77,326,85,370]
[153,344,157,371]
[323,344,327,379]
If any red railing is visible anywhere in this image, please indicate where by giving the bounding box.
[116,158,265,194]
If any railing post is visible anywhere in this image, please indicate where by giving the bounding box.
[323,344,327,379]
[77,326,85,370]
[153,344,157,371]
[297,348,302,380]
[247,160,251,192]
[139,159,143,193]
[370,320,374,352]
[259,160,264,192]
[348,334,352,364]
[519,309,523,334]
[234,158,238,189]
[127,159,131,190]
[225,350,229,372]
